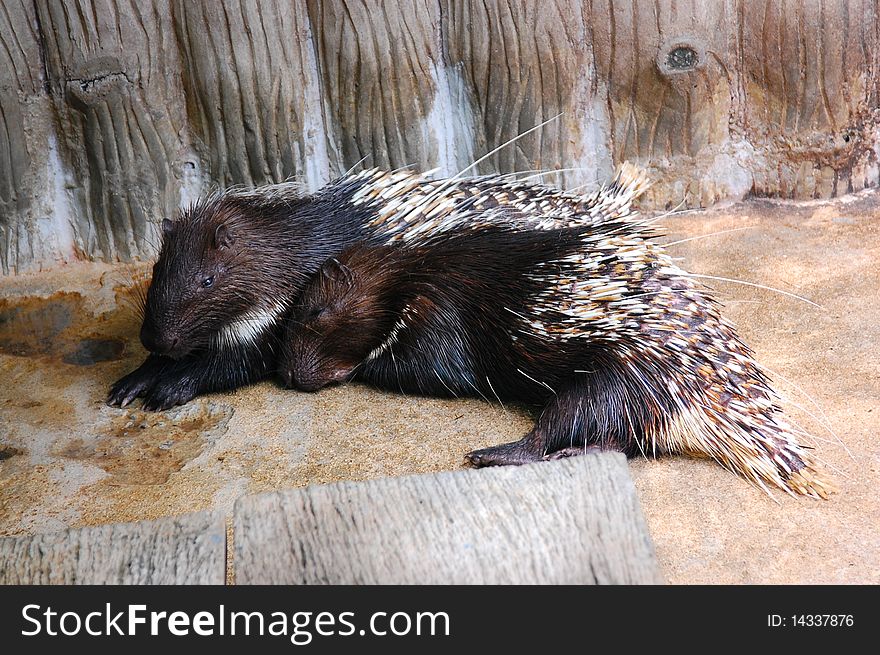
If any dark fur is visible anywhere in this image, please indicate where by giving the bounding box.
[281,226,681,465]
[108,178,379,410]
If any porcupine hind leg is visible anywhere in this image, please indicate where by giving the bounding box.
[465,372,637,467]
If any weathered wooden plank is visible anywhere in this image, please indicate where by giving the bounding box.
[740,0,880,199]
[234,453,662,585]
[0,0,62,274]
[36,0,191,264]
[173,0,332,191]
[307,0,467,175]
[0,511,225,584]
[444,0,604,189]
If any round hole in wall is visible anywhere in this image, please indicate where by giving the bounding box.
[667,46,699,71]
[657,37,706,76]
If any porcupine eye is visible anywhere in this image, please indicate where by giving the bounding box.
[306,306,325,320]
[201,275,215,289]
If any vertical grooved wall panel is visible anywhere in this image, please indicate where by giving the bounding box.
[1,0,878,273]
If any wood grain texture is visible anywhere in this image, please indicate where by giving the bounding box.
[444,0,605,189]
[307,0,462,174]
[174,0,332,190]
[0,0,56,273]
[739,0,880,199]
[234,453,662,585]
[588,0,880,206]
[0,511,226,584]
[588,0,740,206]
[2,0,879,272]
[36,0,190,265]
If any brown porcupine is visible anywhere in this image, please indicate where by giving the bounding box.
[108,165,646,411]
[279,201,831,499]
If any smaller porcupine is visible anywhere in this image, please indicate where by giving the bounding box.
[279,197,830,498]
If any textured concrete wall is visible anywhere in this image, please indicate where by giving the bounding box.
[1,0,878,273]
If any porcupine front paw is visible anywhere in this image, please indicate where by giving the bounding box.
[140,377,199,411]
[108,354,198,411]
[107,355,166,407]
[465,440,544,467]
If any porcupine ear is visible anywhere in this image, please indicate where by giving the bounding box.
[161,218,174,236]
[320,257,354,286]
[214,223,235,250]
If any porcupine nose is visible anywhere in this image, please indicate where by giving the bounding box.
[140,324,179,356]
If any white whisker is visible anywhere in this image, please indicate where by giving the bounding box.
[662,226,755,247]
[683,273,822,308]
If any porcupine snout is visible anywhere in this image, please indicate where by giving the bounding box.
[140,319,182,358]
[279,347,352,391]
[282,367,349,392]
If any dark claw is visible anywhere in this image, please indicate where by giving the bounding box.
[140,381,198,412]
[465,441,543,468]
[107,371,153,407]
[465,448,502,468]
[107,355,197,411]
[107,355,167,408]
[464,451,492,468]
[543,445,603,461]
[141,395,177,412]
[466,440,604,468]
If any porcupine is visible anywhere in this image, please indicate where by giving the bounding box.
[279,195,830,499]
[107,164,646,411]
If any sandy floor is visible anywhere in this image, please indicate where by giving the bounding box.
[0,190,877,584]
